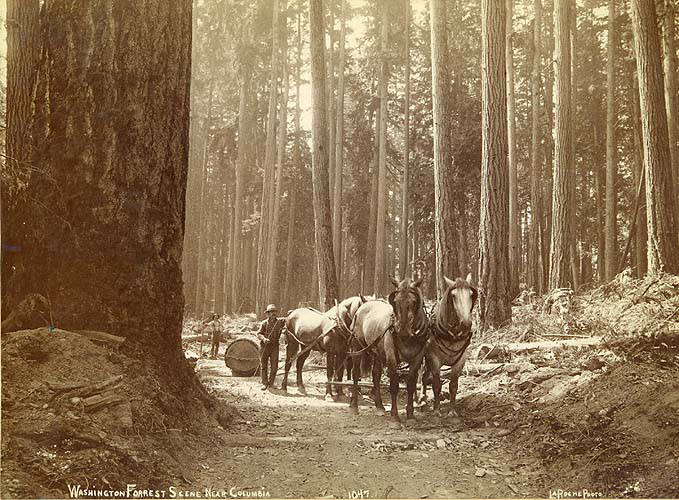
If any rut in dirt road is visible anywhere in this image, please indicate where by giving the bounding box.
[192,360,547,499]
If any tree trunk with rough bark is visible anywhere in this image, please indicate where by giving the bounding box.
[333,0,346,291]
[2,0,41,313]
[430,0,458,300]
[283,5,304,311]
[309,0,339,310]
[229,21,255,313]
[631,73,648,276]
[549,0,573,290]
[604,0,618,282]
[374,0,390,296]
[400,0,411,282]
[480,0,511,328]
[662,0,679,218]
[363,105,380,293]
[256,0,281,316]
[528,0,543,294]
[541,7,555,291]
[506,0,519,298]
[194,84,215,318]
[630,0,679,274]
[268,0,289,304]
[7,0,192,358]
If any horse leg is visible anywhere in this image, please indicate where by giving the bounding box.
[371,356,385,415]
[406,358,423,420]
[448,373,461,417]
[430,356,443,416]
[384,335,400,422]
[295,348,311,395]
[324,353,335,401]
[334,350,347,399]
[281,340,298,392]
[349,353,360,415]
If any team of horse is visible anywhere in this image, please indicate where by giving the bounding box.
[277,274,478,422]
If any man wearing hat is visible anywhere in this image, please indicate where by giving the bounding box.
[257,304,285,390]
[201,312,222,359]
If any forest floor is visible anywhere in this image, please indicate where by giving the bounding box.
[1,272,678,499]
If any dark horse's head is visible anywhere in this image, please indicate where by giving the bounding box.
[441,273,478,333]
[388,277,426,338]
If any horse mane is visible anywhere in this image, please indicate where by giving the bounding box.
[436,279,473,336]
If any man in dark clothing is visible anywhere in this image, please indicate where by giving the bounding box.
[257,304,285,390]
[202,313,221,359]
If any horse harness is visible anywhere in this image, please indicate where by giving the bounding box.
[428,302,472,368]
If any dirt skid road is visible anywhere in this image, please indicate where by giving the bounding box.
[193,360,546,499]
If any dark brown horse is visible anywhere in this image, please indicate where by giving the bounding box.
[423,274,477,416]
[349,278,428,422]
[283,308,348,400]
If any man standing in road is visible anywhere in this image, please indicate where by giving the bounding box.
[257,304,285,390]
[202,312,222,359]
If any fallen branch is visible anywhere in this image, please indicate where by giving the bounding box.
[45,381,89,392]
[83,390,125,411]
[71,329,126,346]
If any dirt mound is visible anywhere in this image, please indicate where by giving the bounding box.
[1,328,227,499]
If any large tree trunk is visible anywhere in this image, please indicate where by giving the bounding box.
[430,0,458,299]
[193,84,215,318]
[593,117,606,281]
[333,0,346,291]
[363,103,380,293]
[569,0,579,291]
[229,24,255,313]
[631,73,648,277]
[479,0,511,328]
[283,5,304,311]
[256,0,281,316]
[549,0,573,290]
[309,0,339,310]
[327,1,336,207]
[373,0,390,296]
[400,0,412,281]
[541,7,555,291]
[528,0,543,294]
[630,0,679,274]
[604,0,618,282]
[268,0,289,304]
[506,0,519,298]
[662,0,679,215]
[2,0,41,313]
[7,0,192,357]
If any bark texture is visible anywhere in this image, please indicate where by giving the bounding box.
[630,0,679,274]
[605,0,618,281]
[480,0,511,328]
[333,0,347,289]
[309,0,339,309]
[528,0,543,293]
[549,0,573,290]
[430,0,459,299]
[7,0,192,358]
[506,0,519,297]
[374,0,390,296]
[400,0,411,281]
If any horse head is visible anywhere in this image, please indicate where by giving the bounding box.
[442,273,478,332]
[388,277,426,338]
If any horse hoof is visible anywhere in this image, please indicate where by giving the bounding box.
[297,387,307,396]
[375,408,386,417]
[349,406,359,415]
[406,413,416,421]
[388,417,402,428]
[324,394,335,402]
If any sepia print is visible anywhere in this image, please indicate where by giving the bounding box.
[1,0,678,498]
